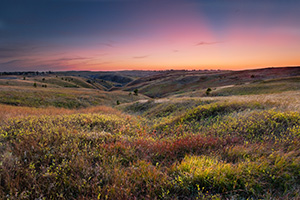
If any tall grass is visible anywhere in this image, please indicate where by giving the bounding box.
[0,104,123,123]
[1,91,300,199]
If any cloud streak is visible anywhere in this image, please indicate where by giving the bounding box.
[195,41,222,46]
[132,55,149,59]
[99,41,115,48]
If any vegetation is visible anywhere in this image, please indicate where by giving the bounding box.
[206,88,212,96]
[0,86,146,108]
[1,68,300,199]
[122,67,300,98]
[211,76,300,97]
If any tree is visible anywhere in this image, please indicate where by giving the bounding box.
[116,100,120,105]
[206,88,212,96]
[133,89,138,96]
[33,83,37,88]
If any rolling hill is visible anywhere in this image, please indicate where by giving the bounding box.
[121,66,300,98]
[1,66,300,199]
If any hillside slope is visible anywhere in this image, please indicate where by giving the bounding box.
[122,66,300,98]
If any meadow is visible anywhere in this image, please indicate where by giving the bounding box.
[1,71,300,199]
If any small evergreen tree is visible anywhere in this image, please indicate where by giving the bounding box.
[33,83,37,88]
[134,89,138,96]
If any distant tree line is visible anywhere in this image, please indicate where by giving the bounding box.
[0,71,53,76]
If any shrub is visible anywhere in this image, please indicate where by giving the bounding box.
[206,88,212,96]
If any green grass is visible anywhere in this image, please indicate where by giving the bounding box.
[212,76,300,96]
[120,98,213,118]
[1,83,300,199]
[0,86,147,108]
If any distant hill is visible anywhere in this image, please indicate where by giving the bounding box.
[0,70,161,90]
[1,66,299,97]
[121,66,300,98]
[54,70,161,90]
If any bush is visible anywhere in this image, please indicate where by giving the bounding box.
[206,88,212,96]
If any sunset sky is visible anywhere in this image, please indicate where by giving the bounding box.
[0,0,300,71]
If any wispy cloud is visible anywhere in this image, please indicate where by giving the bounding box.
[99,43,114,48]
[0,59,31,66]
[195,41,222,46]
[0,43,48,59]
[0,55,94,72]
[0,47,32,59]
[132,55,149,59]
[99,40,116,48]
[0,58,72,71]
[54,56,92,62]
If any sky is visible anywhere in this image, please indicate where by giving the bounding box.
[0,0,300,72]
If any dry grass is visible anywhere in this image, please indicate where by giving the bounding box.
[0,104,123,123]
[206,90,300,111]
[153,90,300,112]
[1,83,300,199]
[0,85,148,108]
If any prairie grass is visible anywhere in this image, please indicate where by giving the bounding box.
[1,90,300,199]
[0,86,147,108]
[0,104,122,123]
[212,76,300,96]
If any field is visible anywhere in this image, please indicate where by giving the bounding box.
[1,68,300,199]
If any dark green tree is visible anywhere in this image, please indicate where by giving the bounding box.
[206,88,212,96]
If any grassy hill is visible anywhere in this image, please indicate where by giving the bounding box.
[0,75,105,90]
[122,66,300,98]
[0,85,147,108]
[0,66,300,199]
[171,75,300,98]
[54,70,161,90]
[211,76,300,96]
